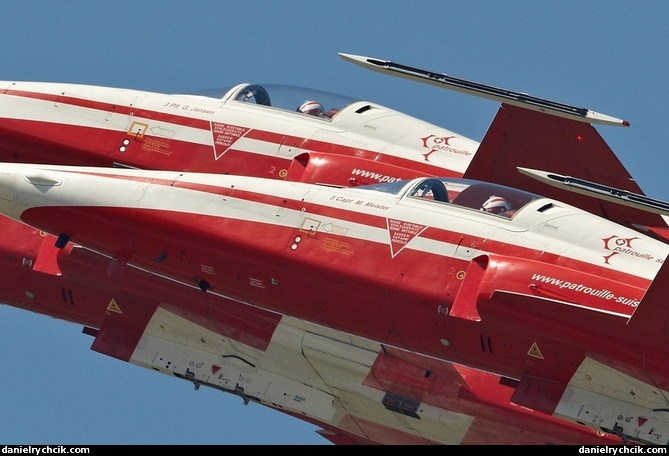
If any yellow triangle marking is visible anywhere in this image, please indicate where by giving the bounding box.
[107,299,122,314]
[527,342,544,359]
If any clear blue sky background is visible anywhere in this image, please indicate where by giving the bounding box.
[0,0,667,446]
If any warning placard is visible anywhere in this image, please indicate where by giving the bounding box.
[211,122,250,159]
[387,218,428,257]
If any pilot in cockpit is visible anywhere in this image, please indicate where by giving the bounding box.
[298,100,325,116]
[481,195,513,216]
[297,100,338,119]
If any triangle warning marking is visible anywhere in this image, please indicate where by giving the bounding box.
[211,122,250,160]
[527,342,544,359]
[107,299,122,314]
[387,218,428,257]
[212,365,221,375]
[638,416,648,427]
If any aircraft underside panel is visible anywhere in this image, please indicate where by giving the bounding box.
[301,332,472,444]
[128,304,479,445]
[554,358,669,445]
[128,307,339,423]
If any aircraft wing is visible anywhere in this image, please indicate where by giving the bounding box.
[462,104,669,241]
[88,294,625,445]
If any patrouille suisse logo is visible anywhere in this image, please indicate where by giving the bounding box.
[601,234,654,264]
[420,134,471,162]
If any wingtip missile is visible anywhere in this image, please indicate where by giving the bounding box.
[518,167,669,216]
[340,52,629,127]
[338,53,387,70]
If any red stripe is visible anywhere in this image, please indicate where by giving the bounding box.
[4,89,211,129]
[245,128,457,176]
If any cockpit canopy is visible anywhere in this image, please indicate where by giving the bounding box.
[360,177,540,218]
[198,83,359,121]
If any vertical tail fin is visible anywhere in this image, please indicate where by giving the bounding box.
[626,255,669,337]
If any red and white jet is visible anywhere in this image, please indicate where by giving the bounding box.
[0,54,665,445]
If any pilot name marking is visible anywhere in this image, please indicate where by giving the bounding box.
[163,101,215,115]
[188,106,215,115]
[361,201,390,210]
[328,195,390,210]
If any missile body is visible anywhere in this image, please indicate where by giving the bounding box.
[339,53,629,127]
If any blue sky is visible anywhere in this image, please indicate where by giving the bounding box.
[0,1,667,446]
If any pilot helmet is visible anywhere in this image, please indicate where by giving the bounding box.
[481,195,511,214]
[298,100,325,116]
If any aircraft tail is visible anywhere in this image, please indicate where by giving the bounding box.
[627,255,669,337]
[463,104,669,238]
